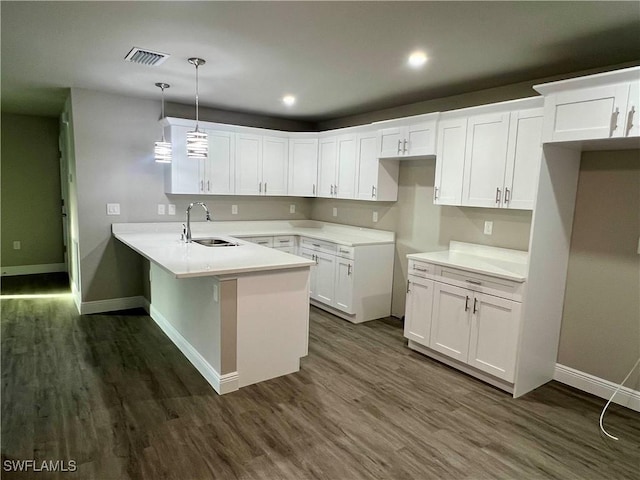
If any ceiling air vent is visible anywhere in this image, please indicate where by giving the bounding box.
[124,47,170,66]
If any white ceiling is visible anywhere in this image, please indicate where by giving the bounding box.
[2,1,639,122]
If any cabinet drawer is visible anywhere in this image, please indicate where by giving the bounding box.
[408,260,434,278]
[300,237,336,255]
[336,245,354,259]
[437,266,523,301]
[273,235,295,248]
[246,236,274,248]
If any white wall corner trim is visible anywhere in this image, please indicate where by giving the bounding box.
[554,364,640,413]
[80,295,149,315]
[149,305,239,395]
[1,263,67,276]
[71,280,81,314]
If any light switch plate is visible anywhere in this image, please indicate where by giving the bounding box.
[232,205,238,215]
[168,204,176,215]
[484,221,493,235]
[289,204,296,214]
[13,241,21,250]
[332,207,338,217]
[157,204,166,215]
[373,211,378,223]
[106,203,120,215]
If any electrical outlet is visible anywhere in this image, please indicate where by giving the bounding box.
[168,204,176,215]
[106,203,120,215]
[484,221,493,235]
[372,211,378,223]
[157,204,166,215]
[332,207,338,217]
[289,204,296,214]
[232,205,238,215]
[12,241,21,250]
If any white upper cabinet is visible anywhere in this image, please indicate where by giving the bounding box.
[434,117,467,206]
[317,136,337,198]
[356,131,399,201]
[461,112,511,208]
[164,120,236,195]
[288,136,319,197]
[376,114,438,159]
[534,66,640,143]
[318,133,358,199]
[235,132,263,195]
[504,107,544,210]
[261,135,289,196]
[435,98,543,210]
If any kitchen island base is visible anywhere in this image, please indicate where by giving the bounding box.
[149,263,310,394]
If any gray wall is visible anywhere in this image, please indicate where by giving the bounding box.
[69,88,311,303]
[558,151,640,387]
[1,113,64,269]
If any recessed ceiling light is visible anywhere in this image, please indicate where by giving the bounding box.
[408,50,428,68]
[282,95,296,107]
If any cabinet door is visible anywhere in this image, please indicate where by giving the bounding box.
[313,251,335,306]
[404,276,434,346]
[504,108,543,210]
[334,257,355,313]
[288,138,319,196]
[378,127,404,158]
[544,83,630,141]
[235,133,262,195]
[468,293,521,382]
[318,136,337,197]
[356,133,379,200]
[461,112,510,208]
[262,136,288,196]
[430,282,471,362]
[206,130,235,195]
[406,121,437,156]
[299,249,317,299]
[625,81,640,137]
[434,118,467,205]
[167,126,200,194]
[336,134,357,199]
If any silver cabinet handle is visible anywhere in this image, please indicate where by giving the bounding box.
[265,182,267,194]
[200,180,204,192]
[413,266,427,272]
[610,107,620,137]
[331,185,335,196]
[464,295,470,312]
[473,298,478,314]
[372,185,376,198]
[339,248,349,254]
[207,180,210,192]
[347,264,352,276]
[312,184,316,196]
[259,182,262,193]
[407,279,411,293]
[504,187,511,204]
[403,139,408,154]
[434,186,439,201]
[397,139,402,155]
[312,243,320,248]
[495,187,501,204]
[626,106,636,136]
[466,279,482,285]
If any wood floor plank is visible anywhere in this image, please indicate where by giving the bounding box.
[1,274,639,479]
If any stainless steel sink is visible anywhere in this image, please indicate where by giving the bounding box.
[193,238,239,247]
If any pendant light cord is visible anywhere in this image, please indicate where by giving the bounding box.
[160,85,166,142]
[195,62,200,131]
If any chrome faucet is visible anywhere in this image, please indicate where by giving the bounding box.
[185,202,211,242]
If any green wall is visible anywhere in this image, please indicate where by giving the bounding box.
[1,113,64,269]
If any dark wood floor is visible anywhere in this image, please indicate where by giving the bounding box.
[2,274,639,479]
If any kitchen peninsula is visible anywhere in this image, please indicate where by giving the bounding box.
[112,220,395,394]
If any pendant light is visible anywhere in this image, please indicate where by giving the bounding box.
[154,82,172,163]
[186,57,208,159]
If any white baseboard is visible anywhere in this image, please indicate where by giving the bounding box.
[150,305,239,395]
[1,263,67,276]
[554,364,640,413]
[80,295,148,315]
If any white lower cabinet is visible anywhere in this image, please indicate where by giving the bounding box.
[334,256,355,313]
[404,259,522,386]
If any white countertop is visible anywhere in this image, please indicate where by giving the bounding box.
[407,241,528,282]
[112,220,394,278]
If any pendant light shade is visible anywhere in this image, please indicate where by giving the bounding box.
[154,82,172,164]
[187,57,208,159]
